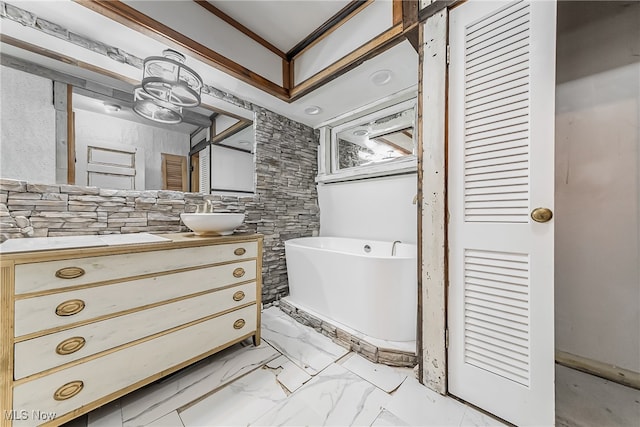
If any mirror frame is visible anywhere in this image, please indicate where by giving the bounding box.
[323,98,418,183]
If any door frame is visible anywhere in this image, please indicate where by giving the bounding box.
[417,7,449,394]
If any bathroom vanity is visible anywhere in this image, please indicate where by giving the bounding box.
[0,233,263,426]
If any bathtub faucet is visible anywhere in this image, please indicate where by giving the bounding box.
[392,240,402,256]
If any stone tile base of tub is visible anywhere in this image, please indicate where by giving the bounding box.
[278,298,418,368]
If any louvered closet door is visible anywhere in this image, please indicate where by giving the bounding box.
[448,1,556,425]
[199,146,210,194]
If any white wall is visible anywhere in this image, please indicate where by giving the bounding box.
[0,65,56,184]
[555,3,640,373]
[74,110,190,190]
[318,173,417,243]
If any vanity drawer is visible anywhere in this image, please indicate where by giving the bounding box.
[12,305,257,427]
[14,282,256,379]
[15,259,256,338]
[14,241,258,295]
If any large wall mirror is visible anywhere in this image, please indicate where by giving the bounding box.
[0,59,255,195]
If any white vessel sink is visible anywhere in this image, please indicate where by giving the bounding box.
[180,213,245,236]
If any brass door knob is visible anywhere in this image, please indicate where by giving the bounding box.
[233,291,245,301]
[531,207,553,223]
[233,268,245,278]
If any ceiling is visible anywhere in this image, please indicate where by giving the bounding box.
[0,1,418,128]
[207,0,352,53]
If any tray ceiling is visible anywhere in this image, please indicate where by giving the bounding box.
[207,0,352,52]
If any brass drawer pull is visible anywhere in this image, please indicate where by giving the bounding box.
[233,268,245,278]
[233,291,245,301]
[56,337,86,355]
[234,248,246,256]
[53,380,84,401]
[233,319,246,329]
[55,299,85,317]
[55,267,85,280]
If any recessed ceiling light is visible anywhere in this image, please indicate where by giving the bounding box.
[370,69,392,86]
[103,103,121,113]
[238,140,251,146]
[304,106,322,115]
[353,129,369,137]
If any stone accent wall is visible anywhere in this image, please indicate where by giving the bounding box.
[0,108,319,304]
[254,110,319,301]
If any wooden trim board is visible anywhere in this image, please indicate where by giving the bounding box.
[393,0,404,25]
[286,1,372,60]
[67,86,76,185]
[556,351,640,390]
[0,262,15,427]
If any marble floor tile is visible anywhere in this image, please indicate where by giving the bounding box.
[383,376,470,427]
[144,411,183,427]
[120,341,280,427]
[341,353,407,393]
[265,355,312,393]
[251,363,391,427]
[261,307,349,375]
[87,400,122,427]
[370,409,410,426]
[62,415,88,427]
[458,407,506,427]
[555,364,640,427]
[179,368,288,427]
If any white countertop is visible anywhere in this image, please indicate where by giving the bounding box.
[0,233,172,254]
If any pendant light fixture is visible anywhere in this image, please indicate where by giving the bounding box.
[133,49,203,124]
[142,49,203,107]
[132,86,183,124]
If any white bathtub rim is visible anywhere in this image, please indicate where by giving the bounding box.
[280,297,417,355]
[285,236,417,260]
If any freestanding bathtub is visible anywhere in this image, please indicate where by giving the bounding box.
[284,237,417,342]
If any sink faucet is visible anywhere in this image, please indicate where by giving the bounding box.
[392,240,402,256]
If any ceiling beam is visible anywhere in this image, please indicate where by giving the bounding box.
[402,0,420,53]
[286,0,371,60]
[75,0,289,102]
[193,0,286,60]
[1,51,87,88]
